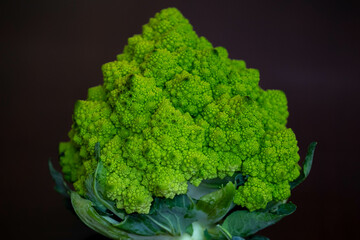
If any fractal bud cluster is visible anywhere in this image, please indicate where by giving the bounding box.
[51,7,316,240]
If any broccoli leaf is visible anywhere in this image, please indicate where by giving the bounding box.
[221,202,296,238]
[234,173,248,187]
[114,194,200,236]
[71,192,132,239]
[247,235,270,240]
[196,182,236,223]
[232,237,245,240]
[217,225,233,240]
[48,159,71,198]
[49,159,75,212]
[187,173,247,200]
[187,183,219,200]
[71,192,174,240]
[290,142,317,189]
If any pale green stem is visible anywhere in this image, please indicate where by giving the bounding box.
[176,222,205,240]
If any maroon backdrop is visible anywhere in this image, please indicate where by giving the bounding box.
[1,0,359,239]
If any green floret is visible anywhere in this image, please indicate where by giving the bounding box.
[271,181,291,201]
[87,85,107,101]
[257,89,289,131]
[234,177,273,211]
[59,142,82,182]
[71,100,117,157]
[166,71,213,116]
[142,49,182,87]
[261,128,301,183]
[144,166,188,198]
[123,35,155,63]
[59,7,302,214]
[236,128,300,210]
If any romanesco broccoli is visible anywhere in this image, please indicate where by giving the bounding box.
[59,7,301,215]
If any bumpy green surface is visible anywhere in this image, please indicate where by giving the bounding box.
[60,8,300,214]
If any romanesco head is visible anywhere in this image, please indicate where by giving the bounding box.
[60,7,301,214]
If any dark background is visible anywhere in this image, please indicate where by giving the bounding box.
[1,0,359,239]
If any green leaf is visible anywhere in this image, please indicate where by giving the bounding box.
[222,202,296,238]
[232,237,245,240]
[201,176,236,188]
[48,159,70,198]
[187,173,247,200]
[71,192,131,240]
[185,223,194,236]
[217,225,233,240]
[204,226,228,240]
[114,194,199,236]
[247,235,270,240]
[196,182,236,223]
[234,173,248,187]
[71,192,173,240]
[204,229,213,240]
[290,142,317,189]
[187,183,219,200]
